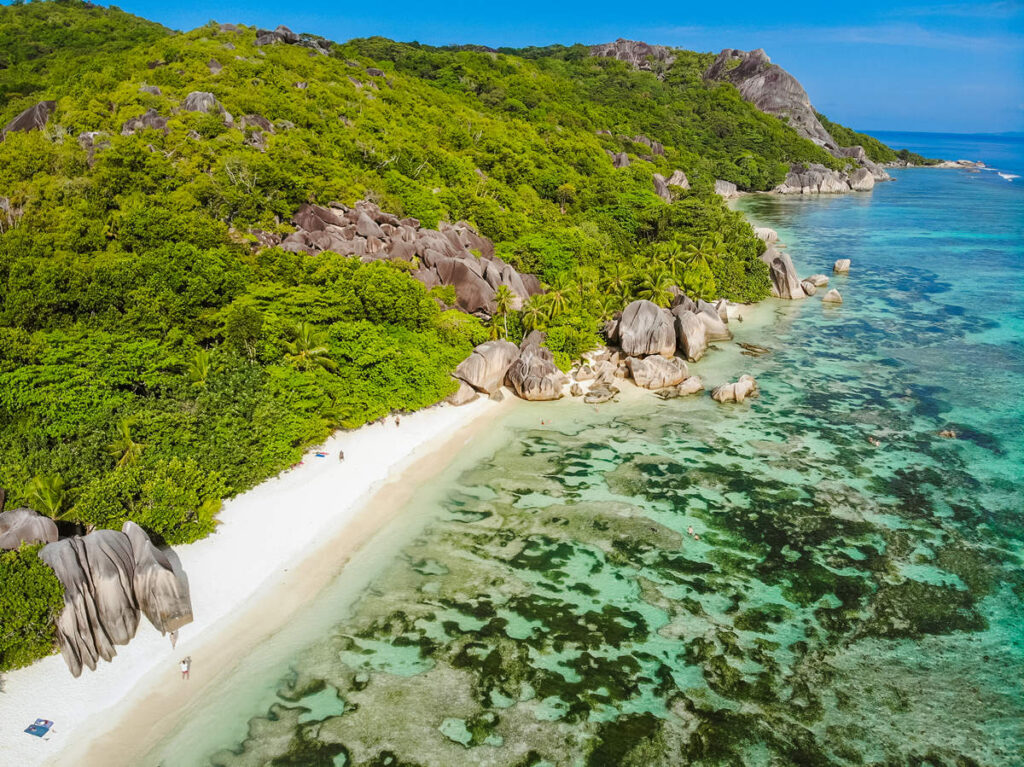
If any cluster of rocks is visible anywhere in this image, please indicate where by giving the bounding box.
[253,24,332,55]
[262,200,541,316]
[1,505,193,678]
[775,163,877,194]
[589,39,676,73]
[653,170,689,202]
[755,226,849,302]
[450,332,567,403]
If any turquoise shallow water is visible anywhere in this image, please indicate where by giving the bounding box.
[146,159,1024,766]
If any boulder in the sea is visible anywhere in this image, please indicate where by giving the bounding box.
[122,522,192,635]
[671,307,707,362]
[618,300,677,358]
[848,167,875,191]
[655,376,704,399]
[584,382,619,404]
[0,508,58,550]
[447,379,479,406]
[760,245,806,300]
[833,259,851,273]
[806,274,829,287]
[801,280,817,296]
[454,340,520,394]
[697,303,733,341]
[711,375,759,404]
[822,288,843,303]
[626,355,688,389]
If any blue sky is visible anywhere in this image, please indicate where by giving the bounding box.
[111,1,1024,132]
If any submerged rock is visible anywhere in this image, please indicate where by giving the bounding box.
[584,382,619,404]
[711,374,759,403]
[618,300,676,358]
[806,274,830,287]
[655,376,705,399]
[822,288,843,303]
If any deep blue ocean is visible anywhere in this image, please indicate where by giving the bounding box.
[145,134,1024,767]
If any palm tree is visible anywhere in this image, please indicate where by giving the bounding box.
[521,296,548,332]
[108,418,145,468]
[27,474,66,519]
[600,262,631,298]
[638,265,674,307]
[492,285,515,340]
[187,349,213,386]
[285,322,338,372]
[543,274,570,320]
[594,294,621,319]
[658,238,687,281]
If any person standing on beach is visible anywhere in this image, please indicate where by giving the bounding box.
[180,657,191,680]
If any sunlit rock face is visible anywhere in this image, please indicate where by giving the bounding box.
[705,48,836,150]
[39,526,193,677]
[0,508,58,550]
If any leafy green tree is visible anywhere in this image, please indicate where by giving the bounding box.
[0,544,64,673]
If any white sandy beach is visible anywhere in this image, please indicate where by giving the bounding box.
[0,395,508,767]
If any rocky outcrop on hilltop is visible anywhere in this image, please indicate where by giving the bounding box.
[272,201,542,317]
[39,525,192,677]
[706,49,835,149]
[2,101,56,137]
[255,24,332,55]
[590,39,676,73]
[705,49,891,187]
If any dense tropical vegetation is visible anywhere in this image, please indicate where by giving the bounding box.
[0,0,905,671]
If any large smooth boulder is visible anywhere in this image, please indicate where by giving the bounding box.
[696,303,733,341]
[848,167,875,191]
[2,101,56,135]
[584,382,619,404]
[589,39,676,72]
[667,170,689,189]
[433,257,497,314]
[714,179,739,198]
[833,259,851,273]
[122,522,192,635]
[753,227,778,243]
[506,339,564,401]
[454,340,520,394]
[760,246,806,300]
[183,92,233,125]
[801,280,817,296]
[626,356,688,389]
[806,274,829,287]
[0,508,58,550]
[822,289,843,303]
[40,532,140,677]
[618,300,676,358]
[705,49,836,149]
[711,375,759,404]
[653,174,671,203]
[671,307,707,361]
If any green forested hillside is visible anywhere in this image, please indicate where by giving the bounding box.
[0,1,900,670]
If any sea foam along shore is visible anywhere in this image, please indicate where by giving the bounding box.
[0,395,509,767]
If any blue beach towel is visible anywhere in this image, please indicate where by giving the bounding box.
[25,719,53,737]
